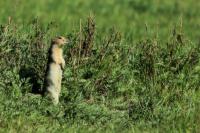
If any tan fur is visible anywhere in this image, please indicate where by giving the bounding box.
[52,45,66,68]
[44,36,68,105]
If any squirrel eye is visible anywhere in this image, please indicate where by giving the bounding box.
[58,36,62,39]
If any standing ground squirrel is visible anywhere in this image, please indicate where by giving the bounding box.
[43,36,69,105]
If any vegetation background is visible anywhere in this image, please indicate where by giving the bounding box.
[0,0,200,132]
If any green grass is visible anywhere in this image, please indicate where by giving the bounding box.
[0,0,200,132]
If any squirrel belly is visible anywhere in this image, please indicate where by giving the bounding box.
[46,63,62,105]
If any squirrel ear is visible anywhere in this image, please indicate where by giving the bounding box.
[51,38,56,44]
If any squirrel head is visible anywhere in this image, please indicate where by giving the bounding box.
[51,36,69,47]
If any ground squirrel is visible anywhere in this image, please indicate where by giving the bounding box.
[43,36,69,105]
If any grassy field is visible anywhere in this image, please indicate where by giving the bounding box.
[0,0,200,132]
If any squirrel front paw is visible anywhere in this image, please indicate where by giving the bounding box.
[60,63,65,70]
